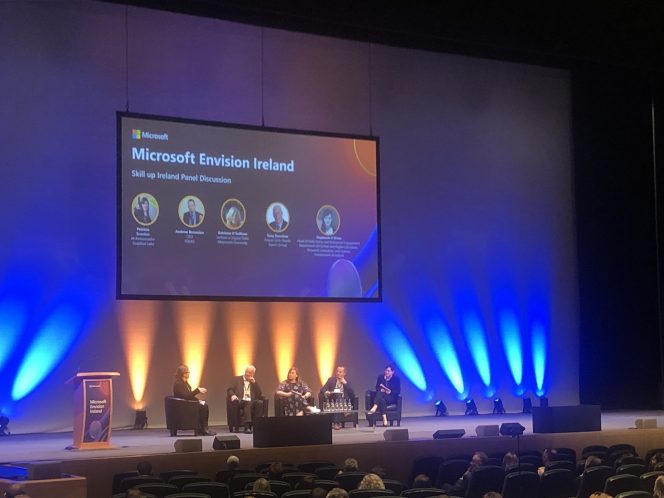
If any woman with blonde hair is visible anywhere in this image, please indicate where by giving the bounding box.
[358,473,385,490]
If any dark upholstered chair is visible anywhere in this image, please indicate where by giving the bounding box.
[604,474,642,496]
[164,396,201,436]
[539,469,576,498]
[112,471,139,494]
[617,464,648,477]
[640,470,664,492]
[349,490,393,498]
[120,475,163,492]
[501,471,539,498]
[409,456,445,487]
[226,396,269,432]
[134,482,178,497]
[614,492,654,498]
[334,472,367,491]
[435,459,469,488]
[401,488,447,498]
[318,393,359,428]
[576,466,615,498]
[464,465,505,498]
[364,390,402,427]
[182,481,230,498]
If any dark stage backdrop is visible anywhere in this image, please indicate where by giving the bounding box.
[0,2,577,432]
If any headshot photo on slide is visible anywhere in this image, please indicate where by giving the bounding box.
[266,202,289,233]
[316,204,340,236]
[131,193,159,226]
[179,195,205,228]
[221,198,246,230]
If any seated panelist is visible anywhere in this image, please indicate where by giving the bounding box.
[276,367,317,416]
[367,364,400,427]
[173,364,215,436]
[320,365,355,430]
[227,365,264,433]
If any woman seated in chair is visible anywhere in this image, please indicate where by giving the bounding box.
[173,364,215,436]
[276,367,317,416]
[367,364,400,427]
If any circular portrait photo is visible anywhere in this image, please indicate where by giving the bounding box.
[316,204,340,236]
[266,202,289,233]
[179,195,205,228]
[131,193,159,226]
[221,198,246,230]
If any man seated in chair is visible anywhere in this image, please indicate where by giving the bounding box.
[227,365,264,433]
[320,365,356,430]
[173,364,216,436]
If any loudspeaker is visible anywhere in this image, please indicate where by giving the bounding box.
[475,424,500,437]
[383,429,409,441]
[174,438,202,453]
[636,418,657,429]
[432,429,465,439]
[499,422,525,436]
[213,435,241,450]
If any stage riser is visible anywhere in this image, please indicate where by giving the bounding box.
[56,428,664,498]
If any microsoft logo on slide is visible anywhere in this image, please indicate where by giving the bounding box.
[131,129,168,141]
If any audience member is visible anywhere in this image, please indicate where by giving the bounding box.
[126,491,142,498]
[538,448,558,475]
[370,466,387,479]
[136,460,152,476]
[650,453,664,471]
[588,493,611,498]
[326,488,350,498]
[342,458,359,472]
[296,476,317,490]
[311,488,327,498]
[483,493,502,498]
[412,474,432,488]
[228,455,240,469]
[443,451,487,496]
[268,462,284,481]
[358,473,385,490]
[253,478,271,493]
[654,475,664,498]
[502,452,518,472]
[583,455,603,470]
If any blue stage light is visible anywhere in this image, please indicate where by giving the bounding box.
[522,396,532,413]
[0,298,28,373]
[493,397,505,414]
[425,319,465,395]
[465,398,478,415]
[462,314,491,387]
[499,311,523,387]
[532,322,547,394]
[435,400,448,417]
[11,305,84,401]
[381,323,427,391]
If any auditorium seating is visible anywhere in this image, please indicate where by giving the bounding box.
[229,473,265,493]
[121,475,163,492]
[281,472,318,488]
[539,468,577,498]
[334,471,367,490]
[408,455,445,487]
[604,474,642,496]
[182,482,230,498]
[315,466,342,480]
[382,478,404,495]
[161,470,199,481]
[617,464,648,477]
[164,396,202,436]
[169,474,213,489]
[313,479,340,491]
[348,490,393,498]
[297,461,335,474]
[364,390,402,427]
[135,482,179,497]
[576,465,615,498]
[400,487,446,498]
[640,470,664,492]
[501,471,540,498]
[464,465,505,498]
[434,459,468,488]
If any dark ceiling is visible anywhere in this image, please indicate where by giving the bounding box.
[104,1,664,72]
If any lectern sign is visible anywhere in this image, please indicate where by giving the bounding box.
[83,379,112,443]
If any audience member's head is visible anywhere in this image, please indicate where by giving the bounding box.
[327,488,350,498]
[136,460,152,476]
[296,476,317,490]
[483,493,502,498]
[542,448,558,465]
[227,455,240,469]
[588,493,611,498]
[470,451,488,471]
[253,478,271,493]
[126,491,142,498]
[311,487,327,498]
[370,467,387,479]
[654,475,664,498]
[3,484,28,498]
[584,456,603,470]
[268,461,284,480]
[343,458,359,472]
[502,452,518,470]
[651,453,664,471]
[358,473,385,490]
[412,474,432,488]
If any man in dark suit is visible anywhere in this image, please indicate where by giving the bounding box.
[182,198,204,226]
[320,365,356,430]
[227,365,264,433]
[173,364,215,436]
[268,204,288,232]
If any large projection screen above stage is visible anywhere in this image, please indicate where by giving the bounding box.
[117,113,381,301]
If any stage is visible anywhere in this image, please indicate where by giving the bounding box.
[2,411,664,498]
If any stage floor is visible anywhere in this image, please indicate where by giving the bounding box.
[1,410,663,464]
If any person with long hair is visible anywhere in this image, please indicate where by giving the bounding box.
[134,196,152,224]
[276,367,317,416]
[173,364,215,435]
[367,364,400,427]
[318,208,337,235]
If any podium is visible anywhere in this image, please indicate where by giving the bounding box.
[66,372,120,449]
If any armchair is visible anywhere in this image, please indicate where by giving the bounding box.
[164,395,201,436]
[364,390,402,427]
[226,396,269,432]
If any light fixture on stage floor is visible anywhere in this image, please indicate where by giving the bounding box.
[133,409,147,430]
[465,398,478,415]
[435,400,448,417]
[522,396,532,413]
[0,415,10,436]
[493,397,505,414]
[539,395,548,407]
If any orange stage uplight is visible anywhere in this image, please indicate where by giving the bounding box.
[311,303,344,385]
[118,301,158,409]
[226,302,258,375]
[174,301,214,389]
[269,302,300,381]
